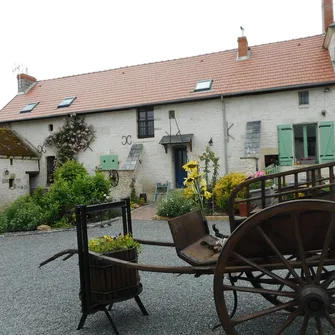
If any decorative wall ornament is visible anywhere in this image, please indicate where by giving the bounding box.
[122,135,132,145]
[37,144,46,153]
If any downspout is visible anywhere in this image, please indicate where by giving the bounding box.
[221,96,228,174]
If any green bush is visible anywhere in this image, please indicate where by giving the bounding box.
[53,160,87,183]
[213,172,247,212]
[156,190,196,218]
[0,213,8,233]
[5,197,44,232]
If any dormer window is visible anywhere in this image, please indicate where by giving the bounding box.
[58,96,76,108]
[20,102,39,113]
[194,79,213,92]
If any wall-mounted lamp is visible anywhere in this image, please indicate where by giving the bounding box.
[208,138,213,146]
[4,169,9,176]
[324,87,331,93]
[321,110,327,116]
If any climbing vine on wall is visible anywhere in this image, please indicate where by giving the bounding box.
[44,116,96,166]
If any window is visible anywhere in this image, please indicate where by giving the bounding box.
[194,79,213,92]
[9,178,14,189]
[277,121,335,166]
[48,124,53,131]
[298,91,309,105]
[46,156,56,184]
[58,96,76,108]
[137,106,154,138]
[21,102,39,113]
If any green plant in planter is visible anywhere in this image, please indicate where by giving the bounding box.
[88,233,141,254]
[247,170,273,190]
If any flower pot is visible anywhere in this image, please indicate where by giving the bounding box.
[238,202,250,217]
[88,247,141,305]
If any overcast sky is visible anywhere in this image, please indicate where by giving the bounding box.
[0,0,325,110]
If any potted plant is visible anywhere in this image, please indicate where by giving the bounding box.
[87,234,142,304]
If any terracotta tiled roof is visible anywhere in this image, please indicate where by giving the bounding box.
[0,128,40,157]
[1,35,334,122]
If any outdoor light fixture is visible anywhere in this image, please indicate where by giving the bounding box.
[324,87,331,93]
[208,138,213,146]
[4,169,9,176]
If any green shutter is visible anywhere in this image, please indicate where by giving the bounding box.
[277,124,293,166]
[319,121,335,163]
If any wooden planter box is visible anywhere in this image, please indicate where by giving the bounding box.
[88,248,141,305]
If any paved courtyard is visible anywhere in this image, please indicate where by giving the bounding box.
[0,212,333,334]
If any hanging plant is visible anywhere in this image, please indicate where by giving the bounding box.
[44,116,96,166]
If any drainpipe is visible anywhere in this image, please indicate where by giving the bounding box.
[221,96,229,174]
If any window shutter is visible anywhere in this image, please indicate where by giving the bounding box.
[319,121,335,163]
[277,125,293,166]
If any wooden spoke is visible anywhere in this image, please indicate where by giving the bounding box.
[299,314,310,335]
[291,213,312,284]
[325,312,335,329]
[222,284,296,298]
[231,300,297,325]
[232,251,297,290]
[274,307,302,334]
[322,271,335,289]
[316,317,324,335]
[314,213,335,284]
[256,226,304,286]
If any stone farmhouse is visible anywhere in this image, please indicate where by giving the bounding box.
[1,0,335,203]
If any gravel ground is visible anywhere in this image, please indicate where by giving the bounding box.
[0,219,333,335]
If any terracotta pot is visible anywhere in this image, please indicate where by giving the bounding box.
[238,202,249,217]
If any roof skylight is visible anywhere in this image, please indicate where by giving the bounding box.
[194,79,213,92]
[20,102,39,113]
[58,96,76,108]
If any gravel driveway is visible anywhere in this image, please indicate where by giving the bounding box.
[0,219,333,335]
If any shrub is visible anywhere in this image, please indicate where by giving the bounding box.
[213,172,247,212]
[53,160,88,183]
[5,197,44,232]
[156,190,196,218]
[0,213,8,233]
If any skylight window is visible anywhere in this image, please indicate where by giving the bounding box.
[58,96,76,108]
[194,79,213,92]
[20,102,39,113]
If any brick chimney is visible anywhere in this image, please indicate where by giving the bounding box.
[17,73,37,94]
[322,0,334,33]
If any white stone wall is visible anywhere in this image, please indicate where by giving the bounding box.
[0,158,39,207]
[7,86,335,201]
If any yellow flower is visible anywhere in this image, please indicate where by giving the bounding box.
[182,160,199,170]
[203,190,212,199]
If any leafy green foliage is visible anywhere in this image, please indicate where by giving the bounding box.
[88,234,141,253]
[4,196,45,232]
[0,161,111,232]
[0,213,8,233]
[156,190,196,217]
[53,160,87,183]
[199,146,220,192]
[213,172,247,212]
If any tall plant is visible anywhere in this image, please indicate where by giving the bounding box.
[199,146,220,192]
[44,116,96,166]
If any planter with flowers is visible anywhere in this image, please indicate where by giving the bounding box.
[88,234,142,304]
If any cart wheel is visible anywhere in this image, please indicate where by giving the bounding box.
[214,200,335,334]
[109,170,119,187]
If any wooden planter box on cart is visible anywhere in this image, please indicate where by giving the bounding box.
[89,248,141,306]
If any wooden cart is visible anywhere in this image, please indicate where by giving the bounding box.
[40,162,335,334]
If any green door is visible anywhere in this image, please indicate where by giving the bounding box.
[277,125,293,166]
[319,121,335,163]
